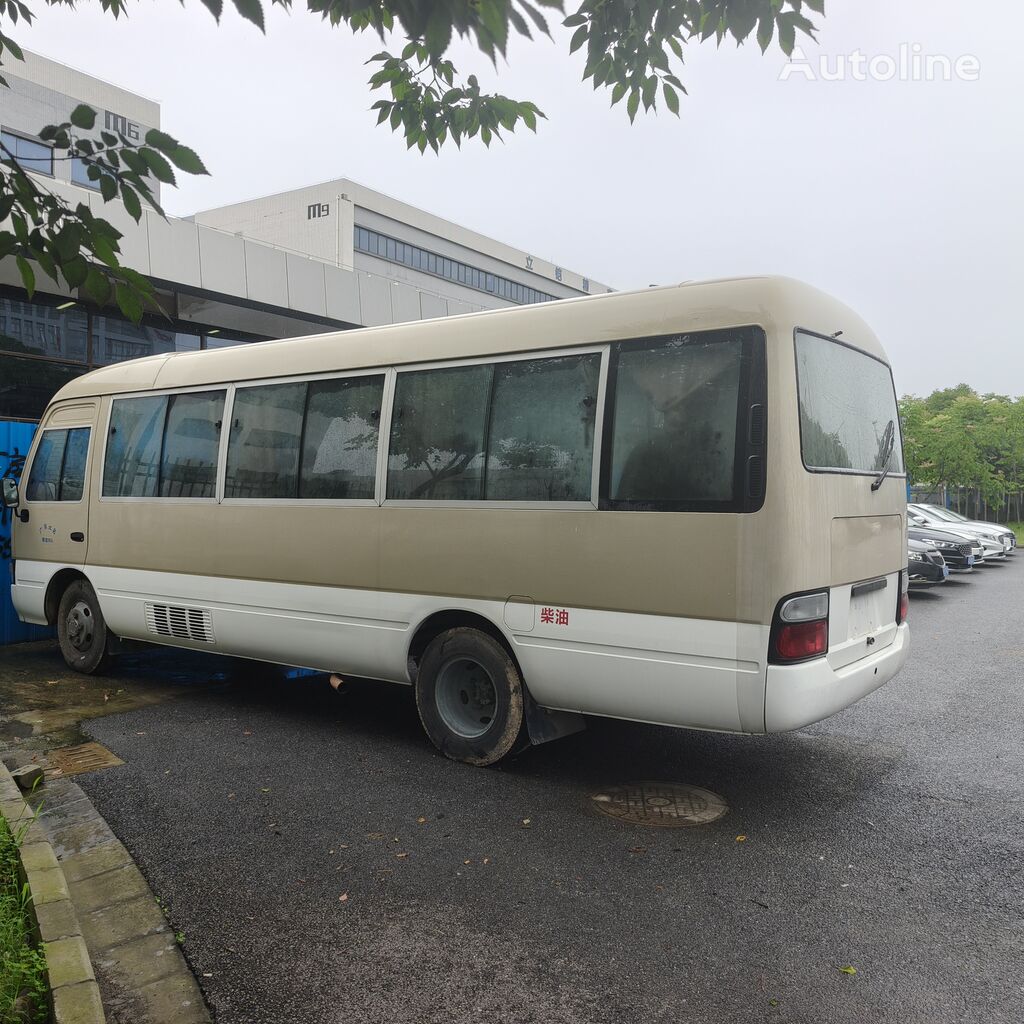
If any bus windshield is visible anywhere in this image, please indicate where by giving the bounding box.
[795,331,904,475]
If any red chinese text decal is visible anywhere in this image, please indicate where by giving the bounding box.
[540,607,570,626]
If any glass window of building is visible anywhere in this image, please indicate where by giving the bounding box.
[91,315,201,365]
[70,157,101,190]
[1,131,53,175]
[0,297,88,363]
[0,354,87,421]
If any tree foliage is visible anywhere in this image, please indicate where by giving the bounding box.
[901,386,1024,522]
[1,0,823,319]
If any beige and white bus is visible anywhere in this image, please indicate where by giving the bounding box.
[3,276,909,765]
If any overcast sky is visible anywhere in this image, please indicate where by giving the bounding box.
[18,1,1024,397]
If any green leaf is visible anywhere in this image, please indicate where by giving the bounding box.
[120,183,142,222]
[15,255,35,297]
[144,129,179,154]
[139,148,177,185]
[837,966,857,975]
[663,81,680,115]
[199,0,224,19]
[626,89,640,123]
[63,255,89,288]
[231,0,264,32]
[83,266,111,306]
[569,24,588,54]
[99,175,118,203]
[69,104,97,130]
[115,281,144,322]
[168,144,209,176]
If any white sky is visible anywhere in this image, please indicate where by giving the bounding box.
[16,0,1024,397]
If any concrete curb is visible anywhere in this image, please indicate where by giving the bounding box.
[0,761,106,1024]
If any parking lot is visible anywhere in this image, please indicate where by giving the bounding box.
[1,560,1022,1024]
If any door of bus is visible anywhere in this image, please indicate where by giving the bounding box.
[13,402,98,569]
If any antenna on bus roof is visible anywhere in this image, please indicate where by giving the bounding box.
[832,330,844,338]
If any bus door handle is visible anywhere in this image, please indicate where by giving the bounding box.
[70,532,85,543]
[17,509,29,523]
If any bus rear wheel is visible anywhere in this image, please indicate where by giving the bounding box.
[415,627,526,766]
[57,579,111,675]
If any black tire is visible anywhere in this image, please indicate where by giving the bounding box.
[56,579,111,675]
[415,627,526,766]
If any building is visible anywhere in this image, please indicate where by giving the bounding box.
[0,51,610,424]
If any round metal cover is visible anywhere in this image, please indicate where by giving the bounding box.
[591,782,728,827]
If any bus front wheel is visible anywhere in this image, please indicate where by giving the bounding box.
[415,627,526,766]
[57,579,112,675]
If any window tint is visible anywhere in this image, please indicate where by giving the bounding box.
[26,427,92,502]
[61,429,91,501]
[225,383,306,498]
[104,396,168,497]
[1,131,53,175]
[609,335,745,506]
[302,376,384,499]
[26,430,67,502]
[795,332,904,474]
[159,392,225,498]
[388,365,491,500]
[485,355,600,500]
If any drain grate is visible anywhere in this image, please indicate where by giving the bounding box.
[48,742,124,778]
[591,782,728,827]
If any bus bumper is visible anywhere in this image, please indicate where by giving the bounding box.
[764,622,909,732]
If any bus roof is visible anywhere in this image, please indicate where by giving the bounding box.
[51,276,887,402]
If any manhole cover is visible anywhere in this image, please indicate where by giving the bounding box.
[591,782,728,827]
[48,742,124,778]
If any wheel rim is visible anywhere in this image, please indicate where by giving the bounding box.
[435,657,498,739]
[66,600,95,652]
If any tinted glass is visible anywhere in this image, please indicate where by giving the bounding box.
[609,335,744,505]
[60,428,91,501]
[0,355,86,421]
[71,157,100,190]
[302,376,384,499]
[388,365,491,500]
[92,316,201,364]
[225,383,306,498]
[484,355,600,501]
[104,396,168,497]
[0,297,88,362]
[796,332,904,474]
[159,391,225,498]
[2,131,53,174]
[26,430,67,502]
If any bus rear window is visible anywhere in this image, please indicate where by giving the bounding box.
[795,331,903,475]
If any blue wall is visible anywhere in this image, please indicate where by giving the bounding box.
[1,421,54,645]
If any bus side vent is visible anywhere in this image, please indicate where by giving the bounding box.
[746,455,766,502]
[144,603,215,644]
[748,404,765,447]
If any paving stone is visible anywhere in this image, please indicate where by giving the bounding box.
[48,818,118,860]
[12,763,44,790]
[1,796,33,823]
[28,865,72,906]
[35,898,82,944]
[45,935,96,989]
[60,841,132,884]
[69,863,151,915]
[92,932,183,991]
[51,980,105,1024]
[81,895,168,954]
[19,840,60,874]
[105,970,209,1024]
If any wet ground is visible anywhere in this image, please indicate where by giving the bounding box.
[2,563,1023,1023]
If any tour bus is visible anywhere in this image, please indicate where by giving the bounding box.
[3,276,909,765]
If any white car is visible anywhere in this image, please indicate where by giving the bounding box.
[912,503,1016,555]
[908,504,1010,559]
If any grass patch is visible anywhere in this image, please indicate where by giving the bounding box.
[1,814,48,1024]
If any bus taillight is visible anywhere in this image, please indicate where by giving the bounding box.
[770,590,829,664]
[897,570,909,625]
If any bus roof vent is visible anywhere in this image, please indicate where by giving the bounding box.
[144,602,215,644]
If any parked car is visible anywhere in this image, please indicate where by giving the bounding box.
[907,525,980,571]
[908,539,948,587]
[912,503,1016,555]
[907,506,1006,560]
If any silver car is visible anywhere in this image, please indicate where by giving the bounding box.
[912,503,1016,555]
[907,505,1009,560]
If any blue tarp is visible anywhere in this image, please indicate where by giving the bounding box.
[1,420,54,645]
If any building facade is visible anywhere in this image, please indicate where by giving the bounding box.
[0,51,609,423]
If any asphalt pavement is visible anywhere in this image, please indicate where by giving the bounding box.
[41,561,1024,1023]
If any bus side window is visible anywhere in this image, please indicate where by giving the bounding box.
[104,396,168,497]
[301,375,384,500]
[608,335,744,507]
[225,382,307,499]
[25,427,91,502]
[159,391,225,499]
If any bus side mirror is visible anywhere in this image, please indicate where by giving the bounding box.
[2,477,19,509]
